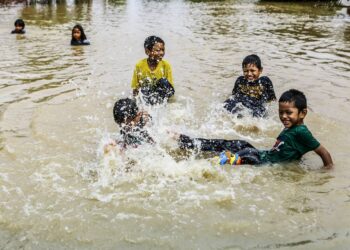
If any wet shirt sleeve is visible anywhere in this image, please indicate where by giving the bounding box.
[296,125,320,152]
[131,64,139,90]
[232,76,243,95]
[260,76,276,102]
[82,39,90,45]
[163,60,174,87]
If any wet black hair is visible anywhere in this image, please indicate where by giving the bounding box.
[71,24,87,42]
[279,89,307,112]
[14,19,25,28]
[113,98,139,125]
[144,35,165,51]
[242,54,262,70]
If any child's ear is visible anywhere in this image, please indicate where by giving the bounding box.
[300,108,307,118]
[259,67,263,74]
[145,48,151,56]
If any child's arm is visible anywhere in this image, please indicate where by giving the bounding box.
[314,145,333,169]
[261,76,276,102]
[164,61,174,87]
[232,76,243,95]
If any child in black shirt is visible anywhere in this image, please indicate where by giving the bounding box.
[104,98,154,153]
[71,24,90,46]
[224,54,276,117]
[11,19,25,34]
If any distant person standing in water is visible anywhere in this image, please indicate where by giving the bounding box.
[131,35,175,105]
[11,19,25,34]
[224,54,276,117]
[71,24,90,46]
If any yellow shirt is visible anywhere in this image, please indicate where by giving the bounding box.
[131,58,173,90]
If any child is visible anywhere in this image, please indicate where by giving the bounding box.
[180,89,333,169]
[224,54,276,117]
[11,19,25,34]
[131,35,175,105]
[71,24,90,46]
[105,98,154,152]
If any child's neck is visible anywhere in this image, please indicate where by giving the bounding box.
[290,122,304,128]
[147,58,158,71]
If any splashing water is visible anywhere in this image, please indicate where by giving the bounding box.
[0,0,349,248]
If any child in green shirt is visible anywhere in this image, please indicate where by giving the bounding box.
[131,36,175,105]
[179,89,333,169]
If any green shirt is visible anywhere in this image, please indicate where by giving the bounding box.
[259,125,320,163]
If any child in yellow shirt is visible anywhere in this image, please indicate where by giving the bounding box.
[131,36,175,105]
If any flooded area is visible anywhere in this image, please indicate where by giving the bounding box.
[0,0,350,249]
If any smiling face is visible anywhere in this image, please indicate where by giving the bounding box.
[243,64,262,82]
[279,101,306,128]
[146,42,165,62]
[73,28,82,41]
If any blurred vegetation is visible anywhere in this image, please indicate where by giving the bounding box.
[259,0,340,4]
[0,0,27,4]
[0,0,94,4]
[0,0,343,6]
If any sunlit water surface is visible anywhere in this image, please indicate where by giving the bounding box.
[0,0,350,249]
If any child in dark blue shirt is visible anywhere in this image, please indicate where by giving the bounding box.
[224,54,276,117]
[11,19,26,34]
[71,24,90,46]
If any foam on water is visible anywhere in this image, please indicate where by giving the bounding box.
[79,95,281,207]
[0,1,349,248]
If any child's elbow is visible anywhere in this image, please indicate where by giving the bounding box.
[314,145,334,169]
